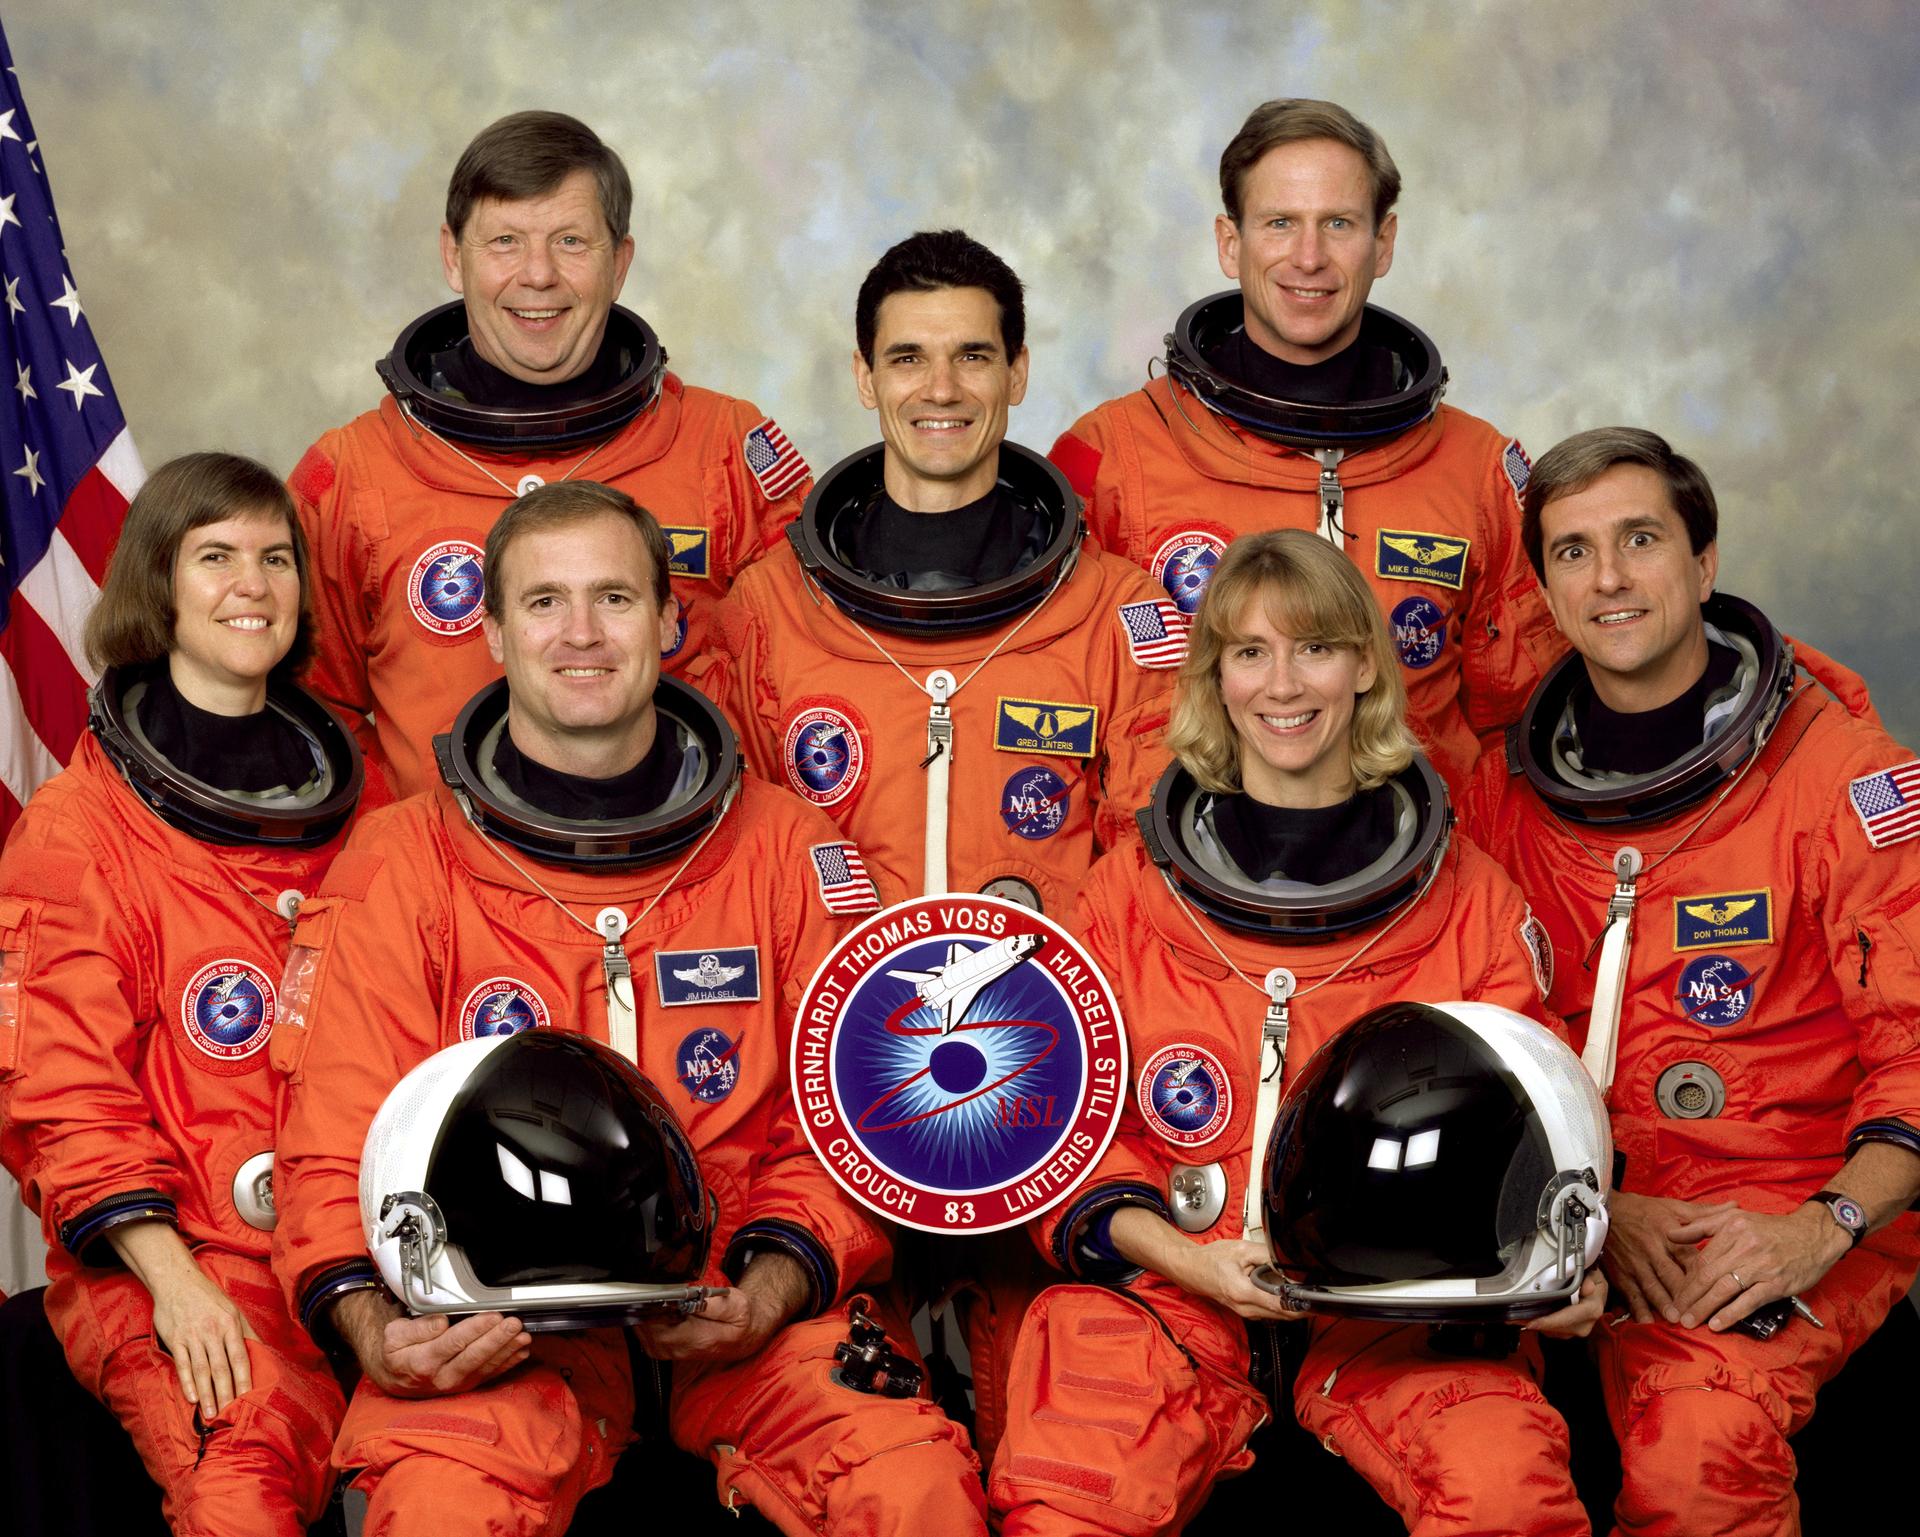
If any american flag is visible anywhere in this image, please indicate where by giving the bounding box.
[810,841,881,915]
[1848,760,1920,850]
[1503,438,1532,506]
[0,30,142,843]
[1117,598,1189,670]
[743,417,809,502]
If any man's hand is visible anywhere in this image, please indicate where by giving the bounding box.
[632,1252,808,1364]
[1665,1204,1849,1331]
[1523,1267,1608,1337]
[1600,1191,1731,1323]
[330,1290,530,1398]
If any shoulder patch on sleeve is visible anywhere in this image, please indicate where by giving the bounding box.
[742,417,810,503]
[1049,431,1102,502]
[1519,909,1554,1001]
[1116,599,1189,670]
[289,444,336,504]
[0,848,87,907]
[1847,760,1920,849]
[809,842,882,916]
[1501,439,1531,510]
[316,848,385,902]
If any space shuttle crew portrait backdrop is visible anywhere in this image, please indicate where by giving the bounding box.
[0,0,1915,1376]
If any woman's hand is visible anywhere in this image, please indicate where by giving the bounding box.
[107,1220,257,1416]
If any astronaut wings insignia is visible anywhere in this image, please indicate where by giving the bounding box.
[995,697,1100,757]
[659,525,712,579]
[1382,534,1466,566]
[1375,529,1470,590]
[674,958,746,986]
[1684,899,1757,926]
[1673,888,1773,950]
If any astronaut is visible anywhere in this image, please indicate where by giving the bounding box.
[271,481,985,1536]
[1460,427,1920,1536]
[990,531,1603,1537]
[1050,98,1562,798]
[719,228,1175,919]
[290,109,810,797]
[0,454,365,1535]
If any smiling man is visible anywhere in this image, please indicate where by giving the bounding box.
[288,111,811,797]
[273,481,986,1535]
[1462,427,1920,1536]
[1051,98,1562,798]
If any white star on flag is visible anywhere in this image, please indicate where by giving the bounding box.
[0,194,16,234]
[0,110,17,144]
[3,274,19,318]
[13,360,31,399]
[48,272,80,325]
[55,358,100,409]
[12,444,41,495]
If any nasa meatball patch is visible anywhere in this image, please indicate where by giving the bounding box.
[457,977,551,1040]
[1676,954,1760,1028]
[675,1027,742,1103]
[180,959,276,1065]
[1000,765,1071,840]
[1390,595,1449,670]
[655,946,762,1007]
[1137,1043,1233,1149]
[783,699,868,808]
[406,539,487,636]
[792,895,1127,1235]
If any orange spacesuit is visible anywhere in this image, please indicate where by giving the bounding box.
[1052,379,1563,797]
[290,375,807,796]
[272,738,983,1536]
[1462,603,1920,1536]
[989,771,1588,1536]
[0,728,353,1536]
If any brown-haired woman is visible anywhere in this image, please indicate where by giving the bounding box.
[0,452,364,1533]
[990,530,1604,1536]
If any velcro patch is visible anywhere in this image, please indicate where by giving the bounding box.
[995,697,1099,758]
[317,849,385,902]
[655,946,762,1006]
[1848,760,1920,849]
[288,444,336,504]
[0,848,87,907]
[661,525,711,580]
[1048,432,1102,500]
[1673,889,1773,951]
[1375,529,1470,590]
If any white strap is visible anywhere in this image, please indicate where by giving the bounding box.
[1241,968,1295,1242]
[1580,847,1642,1094]
[1314,449,1346,547]
[921,670,956,896]
[598,909,640,1064]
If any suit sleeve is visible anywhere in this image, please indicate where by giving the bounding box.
[1034,858,1171,1277]
[722,800,889,1311]
[270,824,442,1336]
[1459,436,1566,745]
[289,437,377,734]
[1452,839,1563,1035]
[1815,737,1920,1156]
[0,808,180,1262]
[718,398,812,572]
[1091,565,1176,854]
[1049,409,1122,555]
[703,588,786,787]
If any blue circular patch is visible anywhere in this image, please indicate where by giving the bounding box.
[1136,1043,1232,1147]
[783,704,865,808]
[662,608,689,660]
[1677,954,1757,1028]
[179,960,276,1064]
[458,977,551,1039]
[1390,595,1447,670]
[1155,542,1223,615]
[676,1027,741,1103]
[1000,766,1070,841]
[407,540,487,635]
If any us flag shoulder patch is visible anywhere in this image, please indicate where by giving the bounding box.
[1502,439,1532,508]
[743,418,810,502]
[1117,598,1189,670]
[1848,760,1920,849]
[810,841,882,914]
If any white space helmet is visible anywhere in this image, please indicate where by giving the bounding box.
[1259,1001,1610,1322]
[361,1031,713,1331]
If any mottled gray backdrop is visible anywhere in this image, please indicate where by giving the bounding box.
[12,0,1920,748]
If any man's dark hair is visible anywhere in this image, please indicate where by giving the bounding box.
[482,481,671,615]
[1522,427,1720,579]
[445,111,633,240]
[854,230,1026,365]
[1219,99,1401,228]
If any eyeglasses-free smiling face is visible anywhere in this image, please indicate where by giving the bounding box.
[1538,463,1717,713]
[1219,595,1378,808]
[1215,136,1397,367]
[169,511,301,712]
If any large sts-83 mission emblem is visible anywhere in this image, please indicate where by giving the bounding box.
[793,895,1127,1234]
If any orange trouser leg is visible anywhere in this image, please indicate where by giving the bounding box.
[1295,1319,1587,1537]
[672,1296,985,1537]
[47,1254,345,1537]
[333,1327,632,1537]
[989,1281,1265,1537]
[1593,1235,1918,1537]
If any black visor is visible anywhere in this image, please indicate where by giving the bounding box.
[1266,1003,1548,1290]
[377,302,666,450]
[426,1032,708,1289]
[786,441,1083,635]
[1164,294,1446,449]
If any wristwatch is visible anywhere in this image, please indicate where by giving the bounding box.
[1806,1189,1868,1248]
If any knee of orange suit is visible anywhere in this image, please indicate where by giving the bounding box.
[353,1451,567,1537]
[1616,1371,1795,1535]
[1394,1380,1584,1537]
[172,1376,344,1537]
[822,1432,989,1537]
